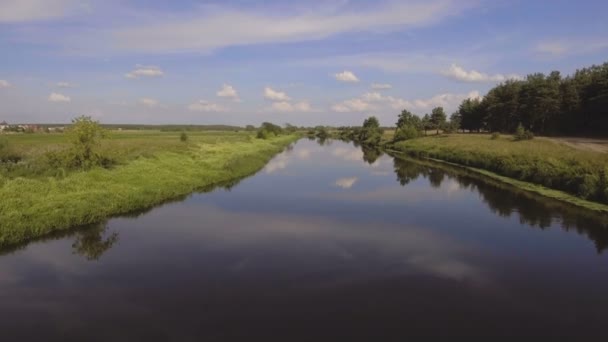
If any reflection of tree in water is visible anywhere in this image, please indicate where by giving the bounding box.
[392,156,608,253]
[393,158,428,186]
[316,137,331,146]
[72,224,118,261]
[428,169,445,188]
[361,146,383,165]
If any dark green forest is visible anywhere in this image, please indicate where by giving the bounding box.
[457,61,608,136]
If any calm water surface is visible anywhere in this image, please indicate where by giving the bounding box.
[2,139,608,340]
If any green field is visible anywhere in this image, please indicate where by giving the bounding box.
[0,131,298,247]
[391,134,608,208]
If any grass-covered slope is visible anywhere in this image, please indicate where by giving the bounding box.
[0,133,297,246]
[391,134,608,206]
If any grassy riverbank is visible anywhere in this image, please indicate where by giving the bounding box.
[390,134,608,209]
[0,131,298,246]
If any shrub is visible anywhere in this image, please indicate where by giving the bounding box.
[491,132,500,140]
[514,123,534,141]
[180,131,189,142]
[257,129,273,139]
[394,125,420,142]
[66,116,107,169]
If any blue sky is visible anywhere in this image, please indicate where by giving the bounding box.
[1,0,607,126]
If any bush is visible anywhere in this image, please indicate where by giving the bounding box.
[514,123,534,141]
[256,129,272,140]
[0,138,21,163]
[180,131,189,142]
[394,125,420,142]
[491,132,500,140]
[66,116,107,169]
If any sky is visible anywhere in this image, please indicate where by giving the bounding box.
[0,0,607,126]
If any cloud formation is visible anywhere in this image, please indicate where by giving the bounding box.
[105,1,470,54]
[0,0,83,23]
[332,90,481,114]
[334,177,358,189]
[48,92,70,102]
[0,80,11,88]
[125,65,164,79]
[334,70,360,83]
[371,83,392,90]
[216,84,240,101]
[270,101,312,113]
[264,87,290,101]
[187,100,227,112]
[139,98,159,108]
[442,64,521,83]
[56,81,74,88]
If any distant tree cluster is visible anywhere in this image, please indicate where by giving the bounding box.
[457,62,608,136]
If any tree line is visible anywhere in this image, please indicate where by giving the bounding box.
[456,61,608,136]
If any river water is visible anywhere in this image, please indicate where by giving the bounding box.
[2,139,608,340]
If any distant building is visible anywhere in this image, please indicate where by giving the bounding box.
[0,121,8,131]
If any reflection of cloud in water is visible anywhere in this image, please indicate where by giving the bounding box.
[296,148,311,160]
[325,184,468,203]
[332,147,363,161]
[334,177,358,189]
[157,204,487,284]
[264,154,289,173]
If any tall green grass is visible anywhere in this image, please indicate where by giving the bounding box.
[0,133,297,246]
[392,134,608,204]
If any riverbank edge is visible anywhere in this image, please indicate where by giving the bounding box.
[0,135,299,247]
[385,147,608,214]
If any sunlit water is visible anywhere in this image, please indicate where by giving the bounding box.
[2,139,608,340]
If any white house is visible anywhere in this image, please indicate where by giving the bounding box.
[0,121,8,131]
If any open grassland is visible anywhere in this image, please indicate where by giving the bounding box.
[391,134,608,207]
[0,131,298,247]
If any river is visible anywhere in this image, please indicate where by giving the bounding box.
[1,138,608,340]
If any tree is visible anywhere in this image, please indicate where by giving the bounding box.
[358,116,383,146]
[180,131,189,142]
[430,107,447,134]
[459,98,484,132]
[448,112,462,133]
[67,116,106,169]
[421,114,432,135]
[396,109,421,130]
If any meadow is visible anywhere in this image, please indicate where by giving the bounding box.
[0,131,298,247]
[391,134,608,207]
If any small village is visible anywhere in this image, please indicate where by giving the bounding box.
[0,121,64,133]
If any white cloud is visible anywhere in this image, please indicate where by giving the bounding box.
[56,81,75,88]
[125,65,164,79]
[334,70,360,83]
[371,83,392,90]
[0,80,11,88]
[139,98,159,108]
[442,64,521,83]
[268,101,313,113]
[0,0,83,22]
[187,100,227,112]
[216,84,240,101]
[296,149,311,160]
[333,90,481,114]
[264,87,290,101]
[331,98,371,112]
[105,1,473,54]
[48,92,71,102]
[535,39,608,57]
[265,155,289,174]
[334,177,358,189]
[332,147,363,161]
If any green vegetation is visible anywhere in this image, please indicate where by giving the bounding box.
[391,134,608,206]
[0,129,297,247]
[456,61,608,136]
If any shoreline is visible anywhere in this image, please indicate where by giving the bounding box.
[385,147,608,214]
[0,135,299,247]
